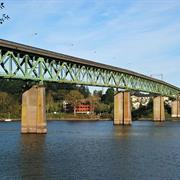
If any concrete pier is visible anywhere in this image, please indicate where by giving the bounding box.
[171,100,180,118]
[21,86,47,133]
[114,91,132,125]
[153,96,165,121]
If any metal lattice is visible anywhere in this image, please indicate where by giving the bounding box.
[0,39,179,98]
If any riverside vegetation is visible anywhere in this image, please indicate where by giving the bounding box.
[0,79,172,120]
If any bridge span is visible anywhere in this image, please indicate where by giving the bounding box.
[0,39,180,133]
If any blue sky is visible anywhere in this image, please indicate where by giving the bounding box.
[1,0,180,87]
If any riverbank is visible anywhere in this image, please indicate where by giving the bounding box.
[0,119,111,121]
[0,114,112,122]
[47,113,113,121]
[0,113,177,121]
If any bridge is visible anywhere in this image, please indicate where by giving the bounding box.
[0,39,180,133]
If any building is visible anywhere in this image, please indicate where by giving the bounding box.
[75,103,94,114]
[131,96,150,109]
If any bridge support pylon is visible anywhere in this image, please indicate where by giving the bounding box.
[153,96,165,121]
[21,85,47,133]
[114,91,132,125]
[171,100,180,118]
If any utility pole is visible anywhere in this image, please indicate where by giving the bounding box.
[150,74,163,80]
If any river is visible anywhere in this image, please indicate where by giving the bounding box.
[0,120,180,179]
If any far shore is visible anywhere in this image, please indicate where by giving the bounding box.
[0,117,178,122]
[0,118,112,121]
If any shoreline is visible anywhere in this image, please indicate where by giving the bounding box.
[0,118,112,121]
[0,117,178,122]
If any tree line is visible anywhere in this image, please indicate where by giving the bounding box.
[0,79,171,119]
[0,79,114,119]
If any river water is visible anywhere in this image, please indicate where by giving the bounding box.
[0,120,180,180]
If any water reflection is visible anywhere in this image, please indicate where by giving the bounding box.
[113,125,132,137]
[21,134,46,179]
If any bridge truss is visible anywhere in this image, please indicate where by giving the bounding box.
[0,39,179,98]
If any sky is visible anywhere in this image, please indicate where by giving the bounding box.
[1,0,180,88]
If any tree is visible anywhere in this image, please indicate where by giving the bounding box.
[0,91,9,112]
[55,89,68,101]
[0,79,26,95]
[0,2,10,24]
[0,91,20,118]
[93,90,103,98]
[101,87,114,104]
[132,98,153,119]
[65,90,84,115]
[46,92,54,113]
[78,85,90,98]
[94,102,110,114]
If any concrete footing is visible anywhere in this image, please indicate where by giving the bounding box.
[153,96,165,121]
[114,91,132,125]
[21,86,47,133]
[171,100,180,118]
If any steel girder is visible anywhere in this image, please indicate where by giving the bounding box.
[0,48,179,98]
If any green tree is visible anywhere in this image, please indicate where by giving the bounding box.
[0,91,20,118]
[55,89,69,101]
[94,102,110,114]
[46,92,55,113]
[65,90,84,115]
[78,85,90,98]
[93,90,103,98]
[101,87,114,104]
[132,98,153,119]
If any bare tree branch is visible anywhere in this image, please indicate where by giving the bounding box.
[0,2,10,24]
[0,2,4,9]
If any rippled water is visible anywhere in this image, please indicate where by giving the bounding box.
[0,120,180,179]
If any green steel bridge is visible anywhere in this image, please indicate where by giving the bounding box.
[0,39,179,98]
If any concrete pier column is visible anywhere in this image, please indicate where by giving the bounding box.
[153,96,165,121]
[21,86,47,133]
[114,91,132,125]
[171,100,180,118]
[114,92,123,125]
